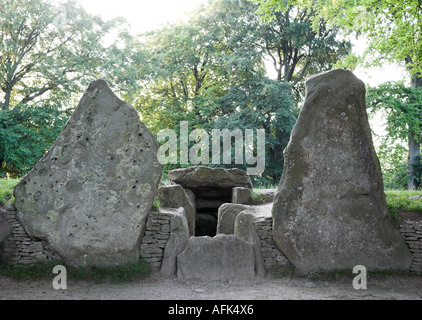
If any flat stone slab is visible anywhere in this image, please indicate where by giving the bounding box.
[169,166,253,190]
[14,80,162,267]
[177,234,255,281]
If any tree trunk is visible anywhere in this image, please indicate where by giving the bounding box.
[408,73,422,190]
[408,132,421,190]
[3,88,11,111]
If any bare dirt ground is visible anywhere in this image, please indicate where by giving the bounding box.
[1,273,421,300]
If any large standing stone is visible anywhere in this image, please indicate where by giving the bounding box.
[13,79,162,267]
[272,69,412,273]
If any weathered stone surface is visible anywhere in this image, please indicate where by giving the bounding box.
[156,185,196,236]
[169,166,253,237]
[13,79,162,267]
[160,207,190,276]
[169,166,253,190]
[0,212,12,245]
[234,210,265,276]
[217,203,253,235]
[409,195,422,200]
[232,187,251,205]
[272,69,413,273]
[176,234,255,281]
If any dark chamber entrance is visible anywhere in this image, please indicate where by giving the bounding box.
[195,209,217,237]
[191,186,233,237]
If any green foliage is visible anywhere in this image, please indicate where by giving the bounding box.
[376,142,409,190]
[0,104,70,178]
[212,78,298,184]
[152,197,163,212]
[250,191,267,205]
[136,0,349,182]
[0,0,144,177]
[367,82,422,189]
[0,178,18,206]
[0,0,134,111]
[0,259,151,283]
[385,190,422,215]
[267,264,295,278]
[256,0,422,75]
[367,82,422,142]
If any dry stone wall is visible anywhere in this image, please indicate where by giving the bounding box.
[254,215,290,271]
[0,206,59,264]
[2,204,422,275]
[400,219,422,273]
[139,211,171,269]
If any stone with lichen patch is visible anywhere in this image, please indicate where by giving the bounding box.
[13,79,162,267]
[272,69,413,274]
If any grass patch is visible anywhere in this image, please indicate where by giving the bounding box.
[250,191,267,205]
[0,258,151,283]
[0,178,19,206]
[267,264,295,278]
[152,197,163,211]
[385,190,422,212]
[385,190,422,223]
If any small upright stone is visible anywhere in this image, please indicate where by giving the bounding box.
[156,185,196,236]
[232,187,252,205]
[14,79,162,267]
[272,69,412,273]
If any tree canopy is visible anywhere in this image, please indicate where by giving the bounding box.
[256,0,422,189]
[136,0,350,184]
[255,0,422,73]
[1,0,351,185]
[0,0,141,177]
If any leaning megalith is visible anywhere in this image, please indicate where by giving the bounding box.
[272,69,412,274]
[14,79,162,267]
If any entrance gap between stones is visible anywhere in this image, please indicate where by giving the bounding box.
[191,186,233,237]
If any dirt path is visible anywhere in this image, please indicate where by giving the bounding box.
[1,273,421,300]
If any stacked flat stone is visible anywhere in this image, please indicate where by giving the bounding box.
[254,215,290,270]
[400,220,422,273]
[139,211,171,269]
[2,203,422,274]
[0,206,57,265]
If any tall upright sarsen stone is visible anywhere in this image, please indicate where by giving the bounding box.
[14,80,162,267]
[272,70,412,273]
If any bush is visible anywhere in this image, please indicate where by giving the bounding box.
[0,104,70,178]
[0,178,19,206]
